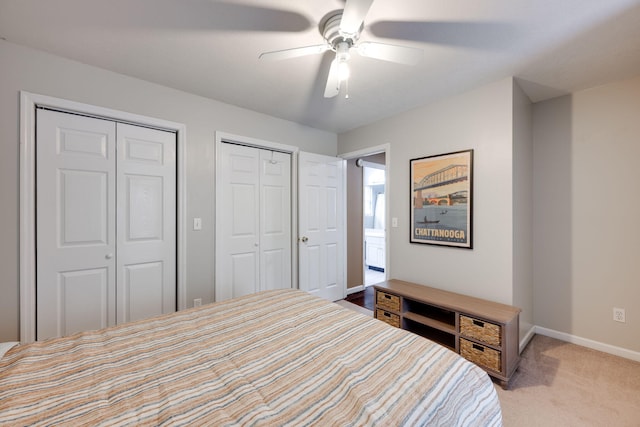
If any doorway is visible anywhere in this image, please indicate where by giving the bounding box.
[362,161,386,286]
[342,145,389,295]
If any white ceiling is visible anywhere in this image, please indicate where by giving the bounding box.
[1,0,640,133]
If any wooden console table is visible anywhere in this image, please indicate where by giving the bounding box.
[373,279,521,387]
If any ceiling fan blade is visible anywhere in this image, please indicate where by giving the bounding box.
[369,21,516,49]
[324,59,341,98]
[259,44,329,61]
[356,42,422,65]
[101,1,312,32]
[206,2,312,32]
[340,0,375,35]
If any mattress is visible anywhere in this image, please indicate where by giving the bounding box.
[0,289,502,426]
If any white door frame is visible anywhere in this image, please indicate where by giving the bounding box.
[214,132,299,300]
[19,91,188,342]
[340,144,391,286]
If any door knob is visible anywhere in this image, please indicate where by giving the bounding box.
[300,236,308,243]
[105,253,114,259]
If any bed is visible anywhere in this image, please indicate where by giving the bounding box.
[0,289,502,426]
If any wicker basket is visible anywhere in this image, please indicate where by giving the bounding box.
[460,315,501,346]
[376,309,400,328]
[376,291,400,312]
[460,338,501,372]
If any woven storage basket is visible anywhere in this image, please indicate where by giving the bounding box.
[460,315,501,346]
[376,291,400,312]
[460,338,501,372]
[376,309,400,328]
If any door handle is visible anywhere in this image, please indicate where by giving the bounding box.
[105,253,114,259]
[300,236,308,243]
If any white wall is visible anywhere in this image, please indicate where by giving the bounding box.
[533,75,640,352]
[339,78,517,306]
[0,40,337,342]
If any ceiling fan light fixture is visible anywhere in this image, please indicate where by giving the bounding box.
[335,41,351,82]
[335,41,351,60]
[338,61,350,82]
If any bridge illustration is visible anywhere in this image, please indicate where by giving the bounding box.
[413,164,469,208]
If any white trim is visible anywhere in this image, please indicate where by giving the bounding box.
[346,285,365,295]
[19,91,188,343]
[362,160,385,170]
[534,326,640,362]
[519,325,536,354]
[214,132,299,301]
[339,144,391,281]
[19,93,36,343]
[339,157,347,300]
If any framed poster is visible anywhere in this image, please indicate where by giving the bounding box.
[410,149,473,248]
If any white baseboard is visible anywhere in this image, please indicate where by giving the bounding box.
[346,285,365,295]
[519,325,536,354]
[534,326,640,362]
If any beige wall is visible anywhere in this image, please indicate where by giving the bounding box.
[339,78,519,306]
[346,159,364,289]
[0,40,337,342]
[533,75,640,352]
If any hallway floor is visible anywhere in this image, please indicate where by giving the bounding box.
[344,286,374,311]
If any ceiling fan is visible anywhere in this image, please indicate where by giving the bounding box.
[258,0,423,98]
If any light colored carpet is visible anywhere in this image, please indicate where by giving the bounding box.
[497,334,640,427]
[336,301,640,426]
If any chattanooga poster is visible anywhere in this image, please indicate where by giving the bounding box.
[410,149,473,248]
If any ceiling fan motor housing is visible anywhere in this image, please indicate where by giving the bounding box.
[322,12,360,51]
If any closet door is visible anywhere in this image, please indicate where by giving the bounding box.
[36,109,117,339]
[36,110,177,340]
[218,143,260,301]
[116,123,176,323]
[216,143,291,301]
[260,150,291,291]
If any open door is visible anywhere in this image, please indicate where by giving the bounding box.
[298,152,345,301]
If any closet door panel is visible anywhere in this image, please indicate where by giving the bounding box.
[122,262,164,322]
[260,150,291,291]
[117,123,176,323]
[59,268,110,335]
[36,109,117,340]
[217,143,260,301]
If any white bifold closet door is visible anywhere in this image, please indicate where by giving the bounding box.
[36,109,176,340]
[216,143,291,301]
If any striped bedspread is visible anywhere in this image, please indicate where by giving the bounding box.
[0,289,502,426]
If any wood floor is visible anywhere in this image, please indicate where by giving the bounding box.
[344,286,374,311]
